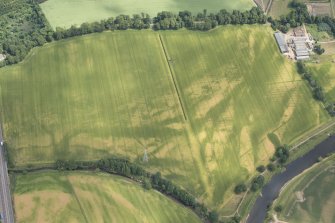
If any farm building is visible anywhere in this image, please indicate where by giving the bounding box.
[293,37,310,60]
[274,32,289,54]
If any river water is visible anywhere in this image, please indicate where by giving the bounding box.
[246,135,335,223]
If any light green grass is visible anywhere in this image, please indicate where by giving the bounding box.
[274,156,335,223]
[0,26,329,213]
[14,172,201,223]
[40,0,255,29]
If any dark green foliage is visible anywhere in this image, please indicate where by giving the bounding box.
[313,44,325,55]
[234,183,247,194]
[297,61,306,75]
[275,146,290,164]
[256,165,266,173]
[0,0,52,65]
[274,205,283,212]
[226,215,242,223]
[326,104,335,116]
[313,86,325,101]
[153,7,266,31]
[143,178,152,190]
[208,210,219,223]
[267,163,276,172]
[251,175,265,192]
[317,22,332,33]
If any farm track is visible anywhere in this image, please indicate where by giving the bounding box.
[158,34,188,121]
[265,0,274,14]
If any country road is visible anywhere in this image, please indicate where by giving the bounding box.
[0,125,14,223]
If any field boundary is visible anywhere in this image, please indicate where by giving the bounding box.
[158,34,188,121]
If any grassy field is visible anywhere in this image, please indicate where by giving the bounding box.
[0,26,329,213]
[274,155,335,223]
[14,172,201,223]
[40,0,255,29]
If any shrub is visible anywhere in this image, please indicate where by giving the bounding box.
[143,178,152,190]
[234,183,247,194]
[267,163,276,172]
[208,210,219,223]
[251,175,265,192]
[256,165,266,173]
[274,205,283,212]
[275,146,290,164]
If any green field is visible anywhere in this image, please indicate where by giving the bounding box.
[40,0,255,29]
[14,172,201,223]
[274,156,335,223]
[0,26,329,212]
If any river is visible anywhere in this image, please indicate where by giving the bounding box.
[246,134,335,223]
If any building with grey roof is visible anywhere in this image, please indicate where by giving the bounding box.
[274,32,289,54]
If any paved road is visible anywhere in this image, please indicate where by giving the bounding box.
[0,125,14,223]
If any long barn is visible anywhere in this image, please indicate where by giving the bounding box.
[274,32,289,54]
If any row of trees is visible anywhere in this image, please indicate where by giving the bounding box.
[50,7,266,41]
[297,61,326,102]
[153,7,266,31]
[0,5,266,66]
[234,146,290,195]
[55,158,239,223]
[2,0,335,66]
[296,61,335,116]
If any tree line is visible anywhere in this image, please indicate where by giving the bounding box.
[296,61,335,116]
[1,5,266,67]
[234,146,290,195]
[55,157,240,223]
[297,61,326,101]
[2,0,335,67]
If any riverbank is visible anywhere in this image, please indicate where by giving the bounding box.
[246,134,335,223]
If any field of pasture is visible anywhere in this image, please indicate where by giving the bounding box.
[14,172,201,223]
[274,156,335,223]
[40,0,255,29]
[0,26,329,213]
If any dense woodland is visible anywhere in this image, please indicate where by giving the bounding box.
[0,0,52,66]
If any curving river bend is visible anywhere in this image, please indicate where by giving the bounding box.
[246,135,335,223]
